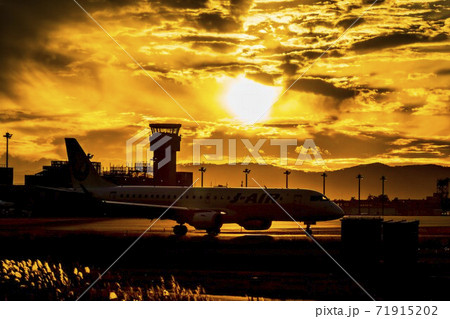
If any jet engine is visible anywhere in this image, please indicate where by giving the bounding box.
[189,211,223,230]
[239,219,272,230]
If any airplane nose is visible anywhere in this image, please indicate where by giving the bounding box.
[330,202,344,218]
[336,204,345,218]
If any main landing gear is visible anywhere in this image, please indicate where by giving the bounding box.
[206,227,220,237]
[173,224,188,236]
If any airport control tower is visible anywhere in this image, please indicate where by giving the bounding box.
[149,123,181,186]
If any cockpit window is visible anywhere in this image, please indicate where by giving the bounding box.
[310,195,329,201]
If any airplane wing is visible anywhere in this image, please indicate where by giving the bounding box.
[101,200,229,220]
[103,200,190,211]
[100,200,202,219]
[34,186,84,193]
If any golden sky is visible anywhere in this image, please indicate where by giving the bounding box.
[1,0,449,183]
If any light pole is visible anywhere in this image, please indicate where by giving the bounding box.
[3,132,12,168]
[199,167,206,187]
[321,172,328,195]
[243,168,251,187]
[283,170,291,188]
[381,176,386,216]
[356,174,363,214]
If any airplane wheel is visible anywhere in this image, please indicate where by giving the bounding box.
[173,224,188,236]
[206,228,220,236]
[305,225,313,235]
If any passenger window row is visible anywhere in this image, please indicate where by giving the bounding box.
[117,193,284,201]
[119,193,179,199]
[118,193,230,200]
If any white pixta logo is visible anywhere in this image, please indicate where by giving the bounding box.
[193,138,325,166]
[126,129,152,171]
[126,130,173,172]
[149,132,172,169]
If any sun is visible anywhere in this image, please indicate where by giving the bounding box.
[223,76,281,124]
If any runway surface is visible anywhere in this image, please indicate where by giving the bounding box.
[0,215,449,238]
[1,215,449,300]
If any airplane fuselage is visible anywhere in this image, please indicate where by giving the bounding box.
[90,186,344,227]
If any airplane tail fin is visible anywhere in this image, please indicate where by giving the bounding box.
[65,138,115,188]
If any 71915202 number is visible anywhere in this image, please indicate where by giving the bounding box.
[376,306,438,316]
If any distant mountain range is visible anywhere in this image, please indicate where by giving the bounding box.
[178,163,450,200]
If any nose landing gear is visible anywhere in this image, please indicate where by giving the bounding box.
[305,223,313,235]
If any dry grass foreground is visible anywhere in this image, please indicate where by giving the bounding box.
[1,259,210,301]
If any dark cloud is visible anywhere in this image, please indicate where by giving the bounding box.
[372,134,450,158]
[179,35,240,44]
[369,87,393,94]
[436,68,450,76]
[419,0,450,21]
[298,49,344,60]
[0,0,83,97]
[192,41,237,53]
[289,78,357,100]
[195,1,254,32]
[254,0,332,10]
[32,50,74,71]
[312,130,450,160]
[303,19,334,30]
[0,0,146,98]
[390,147,450,159]
[0,111,43,123]
[246,72,279,86]
[351,33,448,52]
[230,0,254,17]
[191,61,257,72]
[86,0,135,9]
[362,0,385,4]
[322,115,339,124]
[309,131,394,159]
[279,57,300,76]
[143,64,170,74]
[352,33,424,51]
[335,17,365,29]
[301,51,323,59]
[196,12,241,32]
[412,44,450,53]
[357,86,394,102]
[396,104,423,113]
[262,123,300,128]
[270,116,340,130]
[276,47,342,64]
[180,35,240,53]
[154,0,209,9]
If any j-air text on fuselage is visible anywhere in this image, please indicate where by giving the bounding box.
[65,138,344,236]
